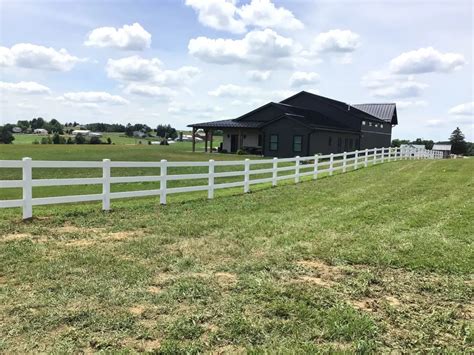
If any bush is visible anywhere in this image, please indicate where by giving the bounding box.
[106,137,112,144]
[160,139,169,145]
[0,126,15,144]
[148,140,152,145]
[236,149,245,155]
[66,137,73,144]
[32,139,39,145]
[40,137,49,144]
[89,136,102,144]
[52,133,61,144]
[75,134,85,144]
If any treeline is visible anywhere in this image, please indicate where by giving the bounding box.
[392,127,473,155]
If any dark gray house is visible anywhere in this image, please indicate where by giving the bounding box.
[188,91,398,158]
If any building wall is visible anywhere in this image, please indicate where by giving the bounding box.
[222,129,261,152]
[261,119,313,157]
[309,130,361,155]
[359,121,392,148]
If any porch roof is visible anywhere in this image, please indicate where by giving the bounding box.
[188,119,263,129]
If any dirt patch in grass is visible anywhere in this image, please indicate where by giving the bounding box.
[214,272,237,287]
[129,305,146,316]
[296,275,333,287]
[1,233,42,242]
[147,285,162,294]
[296,259,344,283]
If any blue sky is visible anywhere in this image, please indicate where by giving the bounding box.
[1,0,472,141]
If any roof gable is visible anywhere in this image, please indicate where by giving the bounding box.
[352,103,398,124]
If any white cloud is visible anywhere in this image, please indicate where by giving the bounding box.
[84,22,152,50]
[362,70,428,99]
[188,29,295,67]
[0,43,82,71]
[247,70,271,81]
[239,0,304,31]
[396,100,428,109]
[389,47,466,74]
[372,81,428,99]
[289,71,320,88]
[0,81,51,95]
[168,102,224,119]
[448,102,474,116]
[124,83,176,100]
[313,29,360,53]
[185,0,303,34]
[59,91,129,105]
[185,0,246,34]
[106,56,200,86]
[209,84,259,97]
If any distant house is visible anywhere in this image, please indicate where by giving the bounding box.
[33,128,48,135]
[433,143,452,158]
[12,127,22,133]
[188,91,398,157]
[400,144,425,150]
[133,131,147,138]
[72,129,91,136]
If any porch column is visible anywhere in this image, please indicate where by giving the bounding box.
[209,130,213,153]
[192,127,196,152]
[204,129,208,152]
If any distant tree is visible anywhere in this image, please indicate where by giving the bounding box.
[156,124,177,139]
[466,142,474,156]
[449,127,467,155]
[31,117,45,129]
[411,138,434,150]
[75,133,86,144]
[66,137,74,144]
[106,137,112,144]
[125,123,134,137]
[0,126,15,144]
[391,139,410,147]
[16,120,30,131]
[47,119,64,134]
[89,136,102,144]
[52,133,61,144]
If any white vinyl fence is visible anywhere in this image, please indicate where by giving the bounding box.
[0,146,442,219]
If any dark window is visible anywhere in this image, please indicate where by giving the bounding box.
[269,134,278,151]
[293,135,302,152]
[258,134,262,146]
[328,136,332,146]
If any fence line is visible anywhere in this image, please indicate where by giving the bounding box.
[0,147,442,219]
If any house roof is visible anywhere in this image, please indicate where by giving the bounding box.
[352,103,397,124]
[401,144,425,149]
[188,119,264,129]
[432,144,452,151]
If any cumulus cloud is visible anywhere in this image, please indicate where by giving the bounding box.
[209,84,259,97]
[362,70,428,99]
[372,81,428,99]
[124,83,176,100]
[188,29,295,67]
[389,47,465,74]
[84,23,152,50]
[106,56,200,86]
[185,0,303,34]
[313,29,360,53]
[208,84,295,105]
[448,102,474,116]
[0,43,82,71]
[247,70,271,81]
[396,100,428,109]
[0,81,51,95]
[289,71,320,88]
[168,102,224,119]
[59,91,129,105]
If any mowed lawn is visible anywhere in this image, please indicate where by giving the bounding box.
[0,150,473,352]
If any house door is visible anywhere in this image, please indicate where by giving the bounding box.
[230,134,239,152]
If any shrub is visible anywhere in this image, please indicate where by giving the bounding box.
[32,139,40,145]
[0,126,15,144]
[75,134,85,144]
[66,137,73,144]
[52,133,61,144]
[236,149,245,155]
[148,140,152,145]
[106,137,112,144]
[160,139,169,145]
[89,136,102,144]
[40,137,49,144]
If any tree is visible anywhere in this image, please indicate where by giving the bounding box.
[47,119,63,134]
[75,133,86,144]
[0,126,15,144]
[52,133,61,144]
[449,127,467,155]
[16,120,30,131]
[412,138,434,150]
[89,136,102,144]
[31,117,45,129]
[391,139,410,147]
[156,124,178,139]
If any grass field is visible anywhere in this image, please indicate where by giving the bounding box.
[0,145,473,352]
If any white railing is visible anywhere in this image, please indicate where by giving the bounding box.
[0,147,442,219]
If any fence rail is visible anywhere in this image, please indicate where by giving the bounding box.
[0,147,442,219]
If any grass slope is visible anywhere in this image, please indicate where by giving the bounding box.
[1,159,473,352]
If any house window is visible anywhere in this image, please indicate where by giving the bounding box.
[269,134,278,151]
[328,136,332,146]
[381,124,384,128]
[362,121,366,125]
[293,135,302,152]
[258,134,262,146]
[369,122,373,126]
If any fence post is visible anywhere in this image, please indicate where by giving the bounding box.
[388,147,392,162]
[272,157,278,187]
[208,159,215,199]
[329,153,334,176]
[160,159,167,205]
[22,157,32,220]
[313,154,319,180]
[364,149,369,167]
[381,147,385,163]
[102,159,111,211]
[342,152,347,173]
[354,150,359,170]
[373,148,377,165]
[244,159,250,193]
[295,156,300,183]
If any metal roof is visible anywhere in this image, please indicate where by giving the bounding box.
[188,119,263,129]
[432,144,451,151]
[352,103,397,124]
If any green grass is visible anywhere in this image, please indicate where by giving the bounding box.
[0,148,473,352]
